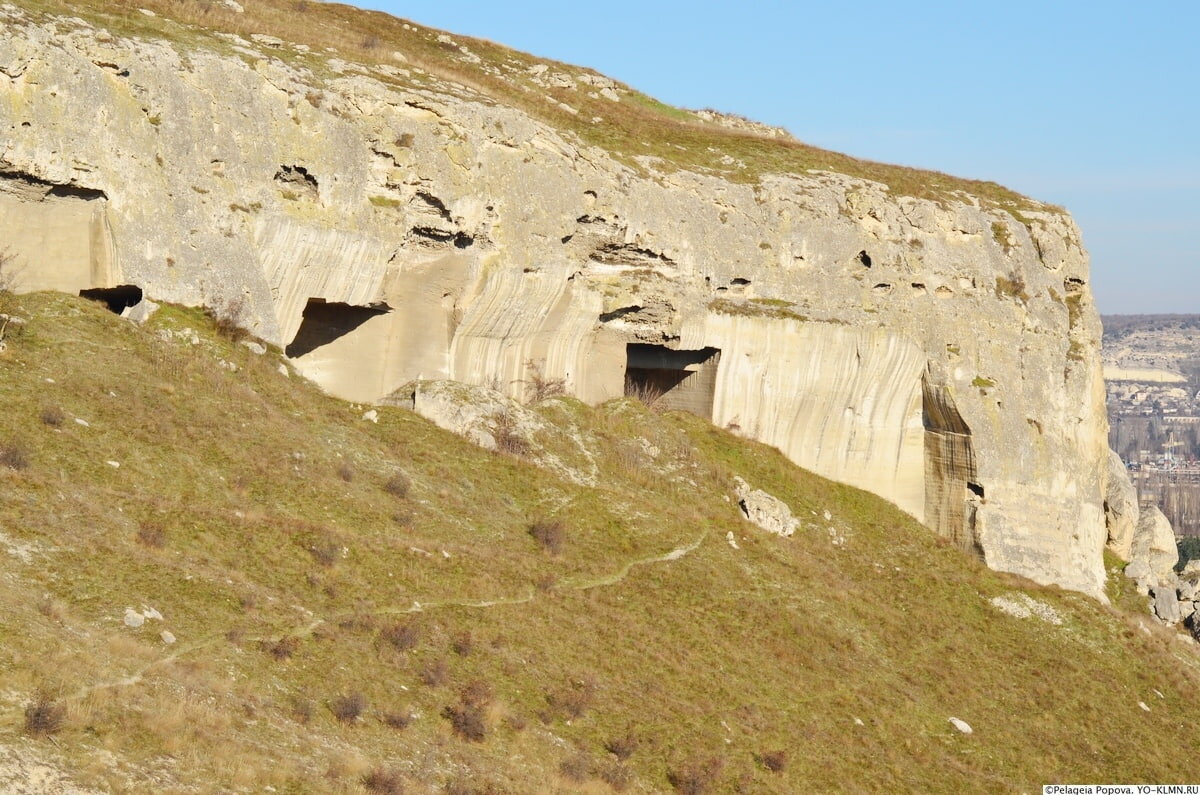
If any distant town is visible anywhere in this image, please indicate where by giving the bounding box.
[1104,314,1200,535]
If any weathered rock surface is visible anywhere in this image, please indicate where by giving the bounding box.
[0,4,1111,595]
[1103,449,1139,559]
[733,477,800,537]
[1130,507,1178,583]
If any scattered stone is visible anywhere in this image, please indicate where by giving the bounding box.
[137,8,155,16]
[853,717,864,726]
[1152,586,1180,624]
[121,297,159,325]
[241,340,266,355]
[250,34,283,48]
[726,531,739,549]
[948,717,972,734]
[160,630,176,644]
[277,363,289,378]
[142,606,162,621]
[362,409,378,423]
[733,477,799,537]
[1138,701,1150,712]
[74,418,90,427]
[989,593,1063,625]
[106,460,120,469]
[123,608,145,628]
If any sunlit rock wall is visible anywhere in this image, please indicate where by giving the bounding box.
[0,5,1110,596]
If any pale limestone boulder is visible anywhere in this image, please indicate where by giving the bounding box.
[1103,449,1138,559]
[733,477,799,537]
[1130,507,1178,583]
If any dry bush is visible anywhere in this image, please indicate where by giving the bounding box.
[0,247,21,292]
[336,461,355,483]
[379,621,420,652]
[559,752,592,783]
[442,703,486,742]
[451,631,473,657]
[136,521,167,548]
[290,696,314,724]
[528,518,565,555]
[206,294,251,342]
[760,749,787,773]
[362,766,405,794]
[521,359,566,404]
[383,471,410,499]
[420,657,449,687]
[381,709,413,730]
[458,680,492,710]
[308,534,341,567]
[491,409,529,456]
[543,679,594,722]
[265,636,300,660]
[39,404,66,427]
[599,761,633,791]
[24,693,65,736]
[0,440,30,470]
[667,756,724,794]
[331,691,367,723]
[626,382,665,410]
[604,731,639,761]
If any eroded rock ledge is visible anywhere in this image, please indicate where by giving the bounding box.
[0,5,1110,596]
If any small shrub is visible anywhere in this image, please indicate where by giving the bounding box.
[521,359,566,404]
[383,471,410,499]
[290,696,314,724]
[420,657,449,687]
[136,521,167,548]
[265,636,300,660]
[39,405,65,427]
[0,440,30,470]
[380,621,421,652]
[23,693,64,736]
[760,750,787,773]
[667,756,724,794]
[442,703,487,742]
[604,731,639,761]
[545,679,594,721]
[451,631,473,657]
[308,535,341,567]
[336,461,354,482]
[529,518,565,555]
[363,766,405,794]
[381,709,413,730]
[491,410,528,456]
[459,680,493,709]
[0,247,21,292]
[599,761,633,791]
[559,752,592,783]
[331,691,367,723]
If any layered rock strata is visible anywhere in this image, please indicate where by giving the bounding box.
[0,5,1111,595]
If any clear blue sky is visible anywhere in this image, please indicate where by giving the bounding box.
[358,1,1197,314]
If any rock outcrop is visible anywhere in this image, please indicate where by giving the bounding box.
[0,4,1112,595]
[1104,449,1139,559]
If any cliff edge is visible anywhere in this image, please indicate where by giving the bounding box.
[0,1,1110,595]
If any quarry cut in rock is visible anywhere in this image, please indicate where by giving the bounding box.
[0,3,1111,597]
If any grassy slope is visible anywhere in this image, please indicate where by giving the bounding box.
[0,292,1198,793]
[15,0,1051,215]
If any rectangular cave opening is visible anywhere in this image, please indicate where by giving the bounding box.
[624,343,721,418]
[285,298,390,358]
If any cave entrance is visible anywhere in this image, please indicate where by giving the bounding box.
[79,284,143,314]
[624,344,721,418]
[285,298,390,358]
[922,379,983,555]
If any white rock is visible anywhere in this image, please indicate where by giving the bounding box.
[734,477,799,537]
[362,409,378,423]
[726,531,739,549]
[160,630,176,644]
[106,460,120,468]
[277,363,290,378]
[75,418,90,427]
[241,340,266,355]
[123,608,144,628]
[138,8,155,16]
[1130,507,1178,583]
[1138,701,1150,712]
[141,606,162,621]
[948,717,972,734]
[122,297,159,325]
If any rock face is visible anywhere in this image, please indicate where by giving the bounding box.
[0,5,1111,595]
[1131,507,1179,584]
[1104,449,1139,560]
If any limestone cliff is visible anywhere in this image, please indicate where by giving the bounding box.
[0,3,1110,595]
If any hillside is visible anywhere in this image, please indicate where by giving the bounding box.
[0,291,1196,792]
